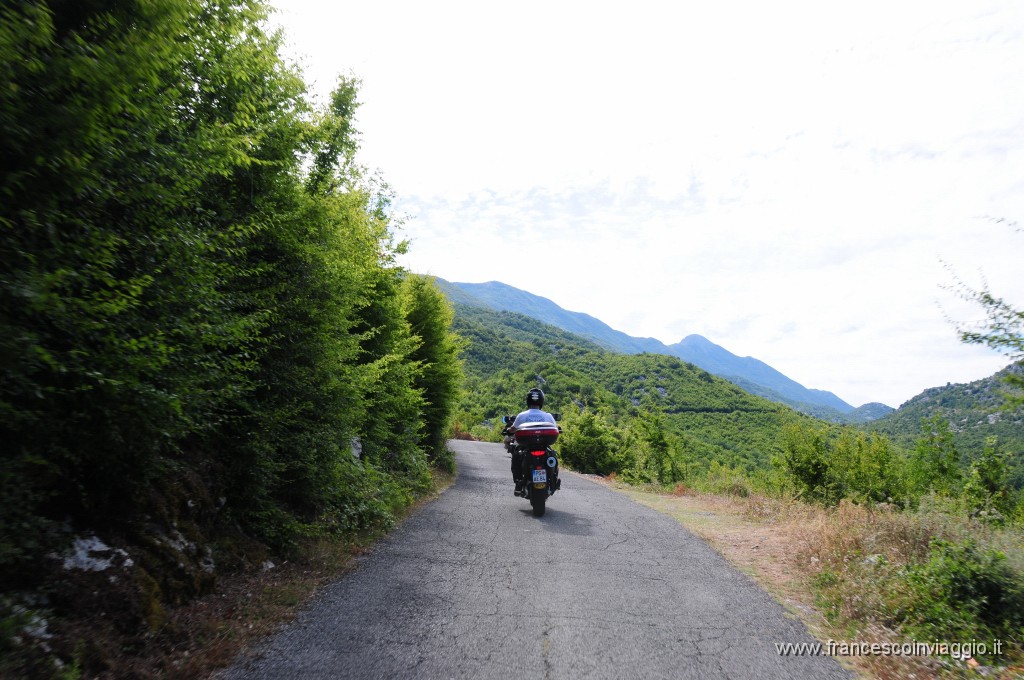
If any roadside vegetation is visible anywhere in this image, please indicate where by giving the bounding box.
[1,2,461,677]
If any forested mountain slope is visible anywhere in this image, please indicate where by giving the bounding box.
[435,278,888,421]
[867,362,1024,486]
[451,303,813,473]
[448,290,1024,489]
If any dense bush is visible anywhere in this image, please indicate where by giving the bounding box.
[898,538,1024,657]
[558,408,625,475]
[0,0,461,631]
[402,274,464,471]
[964,437,1014,524]
[780,424,906,506]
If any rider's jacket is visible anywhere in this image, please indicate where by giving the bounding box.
[509,408,557,431]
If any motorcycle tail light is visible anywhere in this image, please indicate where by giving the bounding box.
[530,450,546,457]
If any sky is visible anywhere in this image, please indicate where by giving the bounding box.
[269,0,1024,408]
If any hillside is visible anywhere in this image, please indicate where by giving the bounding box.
[451,302,812,473]
[435,279,890,421]
[444,277,1024,487]
[440,280,666,353]
[867,362,1024,486]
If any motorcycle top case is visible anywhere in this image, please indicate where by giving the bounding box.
[513,421,559,449]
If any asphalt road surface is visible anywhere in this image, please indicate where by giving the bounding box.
[219,440,850,679]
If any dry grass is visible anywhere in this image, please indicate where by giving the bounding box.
[137,537,371,680]
[589,477,1024,680]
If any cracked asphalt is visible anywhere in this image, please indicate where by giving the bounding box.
[218,440,851,679]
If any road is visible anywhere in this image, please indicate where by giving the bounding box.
[219,440,850,679]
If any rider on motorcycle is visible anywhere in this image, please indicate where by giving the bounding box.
[504,388,558,496]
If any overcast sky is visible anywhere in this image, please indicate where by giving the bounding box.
[270,0,1024,408]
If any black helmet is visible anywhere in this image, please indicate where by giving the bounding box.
[526,388,545,409]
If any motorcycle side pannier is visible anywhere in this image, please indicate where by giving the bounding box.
[513,422,559,449]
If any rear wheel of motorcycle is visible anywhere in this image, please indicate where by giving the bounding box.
[531,494,546,517]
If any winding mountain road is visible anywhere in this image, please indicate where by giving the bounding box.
[219,440,850,679]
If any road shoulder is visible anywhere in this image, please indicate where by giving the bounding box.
[579,477,920,680]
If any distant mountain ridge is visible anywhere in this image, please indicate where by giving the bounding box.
[667,334,851,411]
[436,279,666,354]
[432,279,893,422]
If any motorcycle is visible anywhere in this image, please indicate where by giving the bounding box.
[502,415,562,517]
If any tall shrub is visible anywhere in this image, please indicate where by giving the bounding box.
[402,274,464,469]
[0,0,294,571]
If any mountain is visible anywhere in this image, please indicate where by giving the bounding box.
[665,334,862,418]
[449,301,809,472]
[433,279,890,421]
[867,362,1024,486]
[437,280,666,354]
[848,402,898,423]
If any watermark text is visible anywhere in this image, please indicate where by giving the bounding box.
[775,638,1004,659]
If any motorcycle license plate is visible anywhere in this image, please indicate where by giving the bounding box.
[532,469,547,484]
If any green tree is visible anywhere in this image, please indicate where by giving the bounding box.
[402,275,464,468]
[833,430,904,504]
[964,437,1012,523]
[0,0,453,572]
[352,264,428,489]
[909,415,962,499]
[781,424,842,504]
[0,4,473,676]
[559,407,622,475]
[632,409,685,484]
[0,0,300,563]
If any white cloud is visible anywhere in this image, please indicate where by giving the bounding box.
[271,0,1024,408]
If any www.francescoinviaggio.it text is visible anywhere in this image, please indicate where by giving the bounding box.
[774,638,1004,659]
